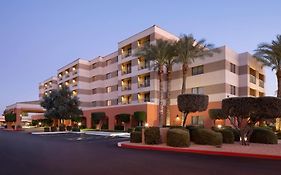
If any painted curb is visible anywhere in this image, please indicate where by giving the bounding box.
[118,142,281,160]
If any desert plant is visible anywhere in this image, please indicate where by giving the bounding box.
[144,127,160,145]
[130,131,142,143]
[59,124,66,131]
[193,128,222,146]
[167,128,190,147]
[186,125,204,141]
[250,127,278,144]
[44,127,50,132]
[66,126,72,131]
[51,126,57,132]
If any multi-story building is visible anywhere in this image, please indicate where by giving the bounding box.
[7,25,265,129]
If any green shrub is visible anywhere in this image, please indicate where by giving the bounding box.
[114,125,124,131]
[80,125,86,129]
[223,127,240,141]
[130,131,142,143]
[167,128,190,147]
[144,127,160,145]
[59,124,66,131]
[219,129,234,143]
[51,126,57,132]
[193,128,222,146]
[250,127,278,144]
[186,125,204,141]
[44,127,50,132]
[72,126,80,132]
[4,113,16,122]
[66,126,72,131]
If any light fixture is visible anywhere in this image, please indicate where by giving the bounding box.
[176,115,180,121]
[217,124,222,129]
[65,70,69,74]
[39,122,42,126]
[145,123,149,127]
[72,79,76,83]
[72,67,76,71]
[59,74,62,77]
[78,122,82,127]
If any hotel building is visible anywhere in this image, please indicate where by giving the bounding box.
[6,25,265,129]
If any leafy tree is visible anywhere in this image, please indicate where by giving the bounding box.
[175,34,215,94]
[4,112,16,123]
[136,39,175,127]
[40,85,82,124]
[254,35,281,97]
[222,96,281,145]
[177,94,209,127]
[208,109,227,125]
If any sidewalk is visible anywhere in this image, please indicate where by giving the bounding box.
[118,141,281,160]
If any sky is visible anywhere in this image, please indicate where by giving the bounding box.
[0,0,281,114]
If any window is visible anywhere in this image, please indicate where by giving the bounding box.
[92,63,97,69]
[191,116,204,125]
[106,73,111,79]
[192,65,204,75]
[92,101,96,107]
[250,88,256,96]
[106,60,110,66]
[106,86,111,93]
[92,89,96,94]
[144,93,150,102]
[92,76,96,82]
[230,63,236,73]
[106,100,111,106]
[192,87,204,94]
[230,85,236,95]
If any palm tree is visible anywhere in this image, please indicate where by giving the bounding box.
[175,34,215,94]
[254,35,281,97]
[135,39,175,127]
[164,43,177,126]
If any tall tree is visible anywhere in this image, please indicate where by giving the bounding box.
[136,39,175,127]
[254,35,281,97]
[40,85,82,124]
[164,43,177,125]
[175,34,215,94]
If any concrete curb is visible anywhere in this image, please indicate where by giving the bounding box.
[118,142,281,160]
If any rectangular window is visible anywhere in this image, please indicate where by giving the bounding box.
[192,65,204,76]
[144,93,150,102]
[192,87,204,94]
[230,63,236,73]
[106,73,111,79]
[106,60,110,66]
[92,89,96,94]
[106,86,111,93]
[92,63,97,69]
[230,85,236,95]
[92,76,96,82]
[191,116,204,125]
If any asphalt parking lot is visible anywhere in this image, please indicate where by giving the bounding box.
[0,131,280,175]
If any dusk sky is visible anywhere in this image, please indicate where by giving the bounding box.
[0,0,281,114]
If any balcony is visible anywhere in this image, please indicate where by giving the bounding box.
[138,74,150,88]
[138,92,150,103]
[259,79,264,88]
[138,57,150,70]
[121,62,132,75]
[250,75,256,84]
[121,45,132,59]
[121,78,132,91]
[122,86,132,91]
[137,36,150,48]
[121,95,132,104]
[138,81,150,88]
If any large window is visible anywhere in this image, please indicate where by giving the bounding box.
[192,65,204,75]
[106,73,111,79]
[191,116,204,125]
[192,87,204,94]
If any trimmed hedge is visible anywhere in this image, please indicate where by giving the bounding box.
[219,129,234,143]
[4,113,16,122]
[66,126,72,131]
[72,126,80,132]
[144,127,160,145]
[186,125,204,142]
[59,124,66,131]
[130,131,142,143]
[167,129,190,147]
[250,127,278,144]
[193,128,223,146]
[135,126,144,132]
[277,132,281,139]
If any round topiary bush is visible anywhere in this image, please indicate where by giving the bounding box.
[250,127,278,144]
[193,128,223,146]
[144,127,160,145]
[44,127,50,132]
[130,131,142,143]
[51,126,57,132]
[167,128,190,147]
[186,125,204,142]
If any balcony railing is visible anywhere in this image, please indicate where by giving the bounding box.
[122,68,132,75]
[259,79,264,88]
[122,51,132,59]
[122,86,132,91]
[138,81,150,88]
[250,75,256,84]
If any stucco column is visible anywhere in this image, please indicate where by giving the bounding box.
[108,116,115,130]
[83,111,92,129]
[15,108,22,127]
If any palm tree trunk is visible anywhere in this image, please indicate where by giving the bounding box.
[277,70,281,97]
[158,66,164,127]
[181,63,188,94]
[166,65,172,126]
